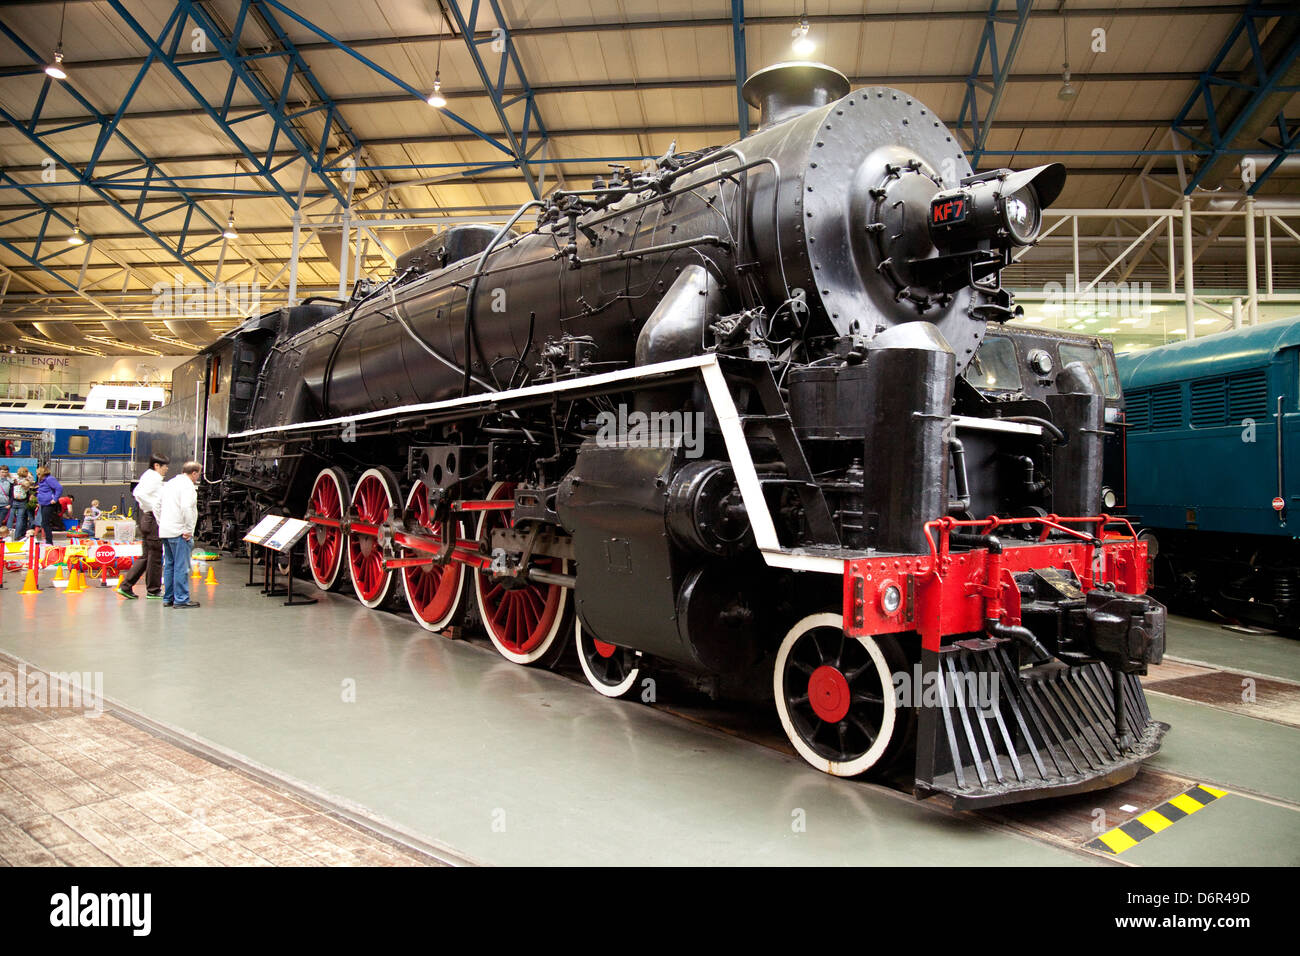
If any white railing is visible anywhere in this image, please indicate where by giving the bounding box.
[1012,202,1300,338]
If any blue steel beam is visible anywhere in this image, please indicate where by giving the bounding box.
[1170,2,1300,195]
[83,34,158,177]
[257,0,513,158]
[0,170,121,313]
[442,0,552,198]
[732,0,748,137]
[159,0,352,209]
[0,168,228,272]
[95,1,295,214]
[0,15,223,285]
[955,0,1035,166]
[246,2,369,184]
[1251,114,1299,193]
[107,0,340,211]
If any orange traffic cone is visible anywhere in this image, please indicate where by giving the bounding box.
[66,567,83,594]
[205,564,219,586]
[191,561,203,580]
[54,563,66,583]
[18,567,40,594]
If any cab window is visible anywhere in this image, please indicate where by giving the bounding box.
[964,336,1022,391]
[1059,343,1121,398]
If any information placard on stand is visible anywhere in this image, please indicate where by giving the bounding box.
[265,518,310,552]
[243,515,316,606]
[244,515,289,546]
[243,516,288,588]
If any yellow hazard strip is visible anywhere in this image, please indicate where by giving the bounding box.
[1136,809,1174,833]
[1168,792,1206,815]
[1097,828,1139,853]
[1086,783,1228,855]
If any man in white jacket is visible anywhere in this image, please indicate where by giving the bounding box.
[118,454,169,599]
[158,461,202,608]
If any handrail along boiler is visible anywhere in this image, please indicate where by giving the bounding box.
[144,62,1167,807]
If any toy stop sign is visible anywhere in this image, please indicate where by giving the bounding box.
[94,544,116,565]
[1273,497,1286,512]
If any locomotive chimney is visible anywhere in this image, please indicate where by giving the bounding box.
[741,61,851,130]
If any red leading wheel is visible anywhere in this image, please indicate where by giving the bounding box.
[348,467,400,608]
[473,481,570,666]
[401,480,467,632]
[306,466,349,591]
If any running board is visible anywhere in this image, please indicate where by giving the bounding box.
[913,640,1168,810]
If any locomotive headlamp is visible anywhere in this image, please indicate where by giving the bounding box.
[879,582,902,615]
[928,163,1066,251]
[1101,486,1118,510]
[1002,184,1040,245]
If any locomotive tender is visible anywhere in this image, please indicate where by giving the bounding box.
[138,62,1168,808]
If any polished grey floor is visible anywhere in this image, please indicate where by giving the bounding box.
[1,565,1296,865]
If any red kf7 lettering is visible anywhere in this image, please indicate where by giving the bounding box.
[931,198,965,224]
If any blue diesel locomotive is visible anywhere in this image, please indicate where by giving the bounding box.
[1118,318,1300,631]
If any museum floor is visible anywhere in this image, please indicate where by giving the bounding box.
[1,562,1297,866]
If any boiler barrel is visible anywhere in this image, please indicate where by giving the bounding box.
[284,182,745,421]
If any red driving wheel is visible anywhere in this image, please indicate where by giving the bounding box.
[473,481,570,666]
[348,468,400,608]
[306,466,349,590]
[401,480,467,632]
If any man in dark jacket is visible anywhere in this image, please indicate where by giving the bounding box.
[118,454,169,599]
[35,467,63,545]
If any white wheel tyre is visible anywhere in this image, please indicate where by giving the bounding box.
[575,619,642,699]
[773,612,899,777]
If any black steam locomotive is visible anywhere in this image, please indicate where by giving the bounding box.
[137,63,1167,808]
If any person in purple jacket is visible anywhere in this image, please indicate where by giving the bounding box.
[35,466,64,545]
